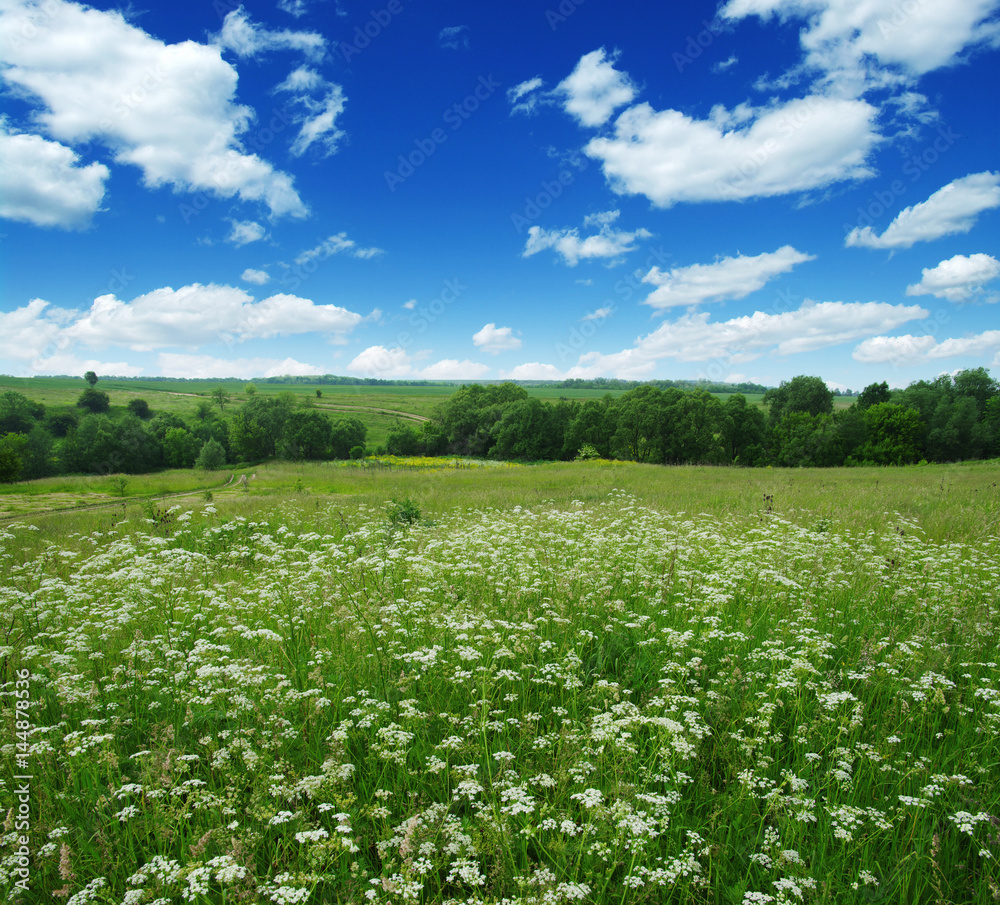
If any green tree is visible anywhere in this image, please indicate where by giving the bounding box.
[609,385,666,462]
[162,427,200,468]
[77,388,111,414]
[211,387,229,410]
[660,389,726,464]
[861,403,923,465]
[0,433,28,482]
[230,395,292,460]
[386,425,423,456]
[21,425,55,479]
[721,394,767,465]
[856,381,891,411]
[492,398,562,461]
[84,370,98,387]
[764,376,834,426]
[280,410,333,460]
[195,437,227,470]
[127,398,152,419]
[244,382,258,397]
[0,391,45,435]
[45,410,78,437]
[330,417,366,459]
[562,396,614,460]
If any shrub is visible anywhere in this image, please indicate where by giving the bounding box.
[196,437,227,470]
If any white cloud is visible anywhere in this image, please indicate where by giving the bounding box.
[582,306,615,321]
[846,172,1000,249]
[556,48,638,127]
[420,359,490,379]
[29,352,143,378]
[523,213,652,266]
[564,299,926,377]
[214,8,324,60]
[713,55,739,73]
[157,353,322,379]
[473,323,522,354]
[227,219,267,246]
[241,268,270,285]
[0,0,307,218]
[275,68,346,158]
[0,119,109,228]
[906,253,1000,301]
[295,232,384,265]
[508,77,544,115]
[642,246,815,309]
[346,345,416,378]
[722,0,1000,84]
[585,94,878,207]
[65,283,363,350]
[854,330,1000,366]
[403,299,417,310]
[438,25,469,50]
[501,362,565,380]
[0,299,68,363]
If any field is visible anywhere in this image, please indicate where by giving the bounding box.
[2,461,999,904]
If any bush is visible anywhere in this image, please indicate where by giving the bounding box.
[77,388,111,414]
[127,398,152,419]
[349,445,365,460]
[195,437,227,470]
[387,497,421,526]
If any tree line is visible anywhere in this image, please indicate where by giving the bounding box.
[383,369,1000,467]
[1,368,997,482]
[0,384,366,482]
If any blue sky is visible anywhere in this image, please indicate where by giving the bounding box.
[1,0,998,389]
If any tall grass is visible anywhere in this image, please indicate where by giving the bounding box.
[2,471,999,903]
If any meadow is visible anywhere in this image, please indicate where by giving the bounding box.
[2,460,999,904]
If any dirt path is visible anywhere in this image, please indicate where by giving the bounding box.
[0,474,236,524]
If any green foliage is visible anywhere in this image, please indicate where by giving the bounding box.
[108,473,130,496]
[76,387,111,414]
[195,437,227,470]
[162,426,200,468]
[349,445,364,460]
[0,432,28,482]
[0,390,45,435]
[330,417,366,459]
[230,395,293,461]
[386,496,421,525]
[856,380,891,410]
[211,386,229,410]
[127,398,152,419]
[84,370,98,386]
[862,402,923,465]
[44,410,78,437]
[763,375,834,426]
[244,382,257,396]
[574,442,601,460]
[386,424,423,456]
[280,409,333,460]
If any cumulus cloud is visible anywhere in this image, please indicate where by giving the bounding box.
[0,119,109,228]
[241,268,270,285]
[157,353,322,379]
[854,330,1000,366]
[846,172,1000,249]
[556,48,638,127]
[905,253,1000,301]
[473,323,522,354]
[562,299,926,378]
[420,359,490,379]
[585,92,879,207]
[0,0,307,218]
[722,0,1000,86]
[642,246,815,309]
[523,211,651,266]
[500,362,565,380]
[227,219,267,246]
[214,7,324,60]
[582,306,615,321]
[295,232,385,265]
[64,283,363,350]
[0,299,69,363]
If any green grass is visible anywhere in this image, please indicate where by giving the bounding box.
[2,462,999,903]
